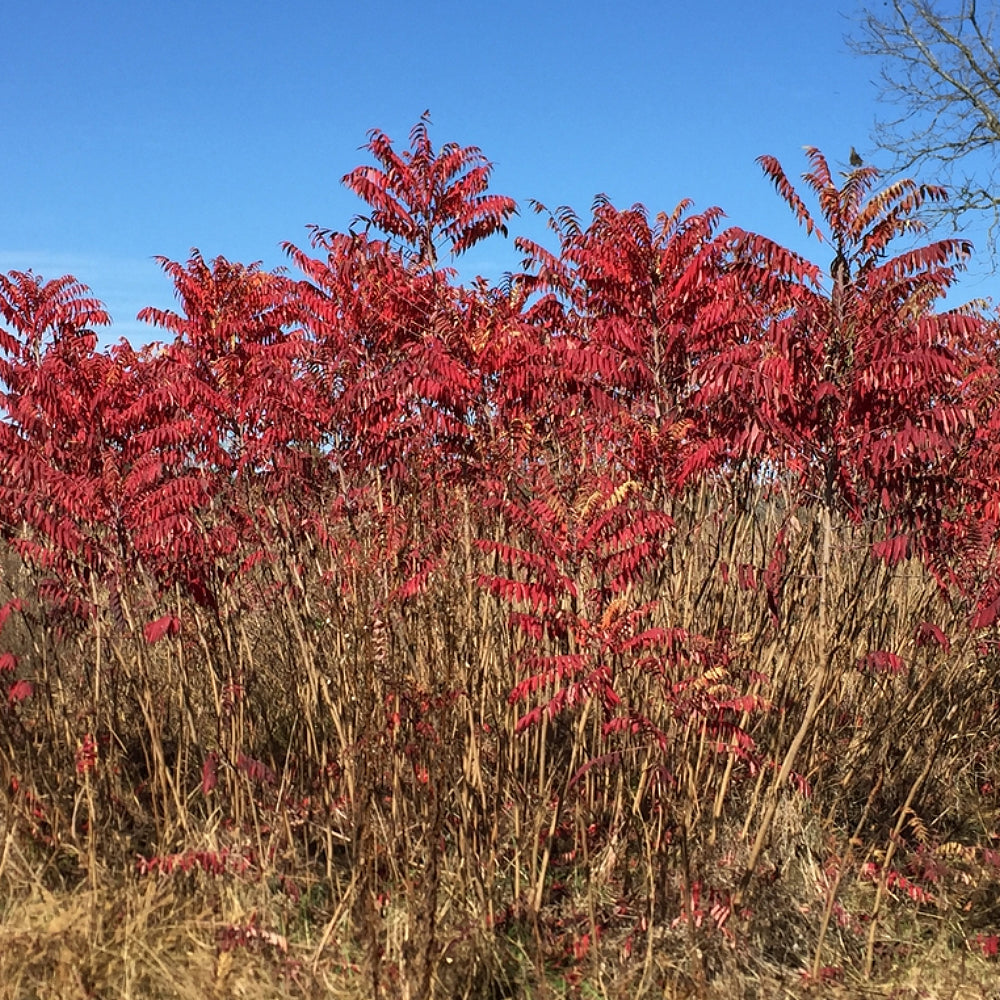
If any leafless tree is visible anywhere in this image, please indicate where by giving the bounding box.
[852,1,1000,250]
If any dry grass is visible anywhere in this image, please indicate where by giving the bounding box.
[3,484,1000,999]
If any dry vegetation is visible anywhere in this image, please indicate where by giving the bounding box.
[4,124,1000,998]
[3,485,1000,1000]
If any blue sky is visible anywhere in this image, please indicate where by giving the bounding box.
[3,1,994,345]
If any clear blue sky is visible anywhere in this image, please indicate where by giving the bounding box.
[2,1,993,345]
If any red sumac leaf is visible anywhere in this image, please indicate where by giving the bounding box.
[0,599,23,633]
[872,535,910,565]
[236,752,277,786]
[202,752,219,795]
[858,650,905,675]
[972,594,1000,630]
[7,678,32,704]
[977,933,1000,959]
[915,622,950,652]
[515,705,544,734]
[76,733,97,774]
[0,652,17,673]
[143,614,181,644]
[568,750,626,789]
[728,695,765,713]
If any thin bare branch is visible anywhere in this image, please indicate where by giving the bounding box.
[851,1,1000,255]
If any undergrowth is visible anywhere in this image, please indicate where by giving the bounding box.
[3,119,1000,998]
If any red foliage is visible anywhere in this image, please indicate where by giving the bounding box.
[75,733,98,775]
[1,127,985,633]
[143,614,181,644]
[342,110,517,268]
[201,752,219,795]
[857,650,906,676]
[977,933,999,959]
[915,621,951,652]
[509,195,724,483]
[3,125,1000,927]
[694,151,982,552]
[7,679,32,705]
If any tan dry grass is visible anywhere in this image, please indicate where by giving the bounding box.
[3,488,1000,998]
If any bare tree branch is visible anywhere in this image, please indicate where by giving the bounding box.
[851,0,1000,254]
